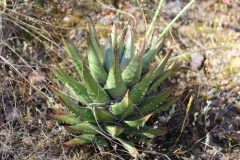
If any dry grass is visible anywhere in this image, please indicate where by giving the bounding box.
[0,0,239,159]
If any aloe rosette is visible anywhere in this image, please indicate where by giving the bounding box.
[47,18,177,158]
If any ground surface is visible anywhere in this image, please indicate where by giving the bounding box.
[0,0,240,159]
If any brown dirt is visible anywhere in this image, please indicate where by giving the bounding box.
[0,0,239,159]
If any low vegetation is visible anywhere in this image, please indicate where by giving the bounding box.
[0,0,239,159]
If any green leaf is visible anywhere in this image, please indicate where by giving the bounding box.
[63,39,84,79]
[151,97,178,114]
[95,137,109,155]
[123,125,168,138]
[120,25,135,71]
[95,137,109,147]
[92,107,115,122]
[104,50,127,99]
[104,124,125,137]
[147,61,176,94]
[82,61,110,103]
[151,48,173,82]
[142,127,168,138]
[138,89,172,114]
[47,84,96,122]
[111,22,118,50]
[142,39,164,71]
[63,134,95,146]
[65,122,100,134]
[117,26,128,62]
[58,101,95,122]
[130,66,154,103]
[115,138,139,158]
[47,114,80,125]
[110,90,134,119]
[87,32,108,84]
[87,18,104,63]
[123,114,152,128]
[122,39,145,87]
[103,35,114,73]
[52,69,92,105]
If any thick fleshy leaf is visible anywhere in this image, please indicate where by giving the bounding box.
[87,32,108,84]
[104,124,125,137]
[47,84,96,122]
[138,89,172,114]
[145,27,154,52]
[95,137,109,156]
[68,107,95,122]
[123,125,168,138]
[52,69,92,105]
[63,39,83,79]
[123,114,152,128]
[120,25,135,71]
[111,23,118,50]
[115,138,139,158]
[103,35,114,72]
[92,107,115,122]
[130,66,154,103]
[62,100,94,122]
[52,70,92,104]
[122,39,146,87]
[151,97,178,114]
[147,61,176,94]
[87,18,104,63]
[82,61,110,103]
[63,134,95,146]
[110,90,134,119]
[151,48,173,82]
[142,127,168,138]
[60,102,95,122]
[104,50,127,99]
[47,83,73,106]
[142,39,164,71]
[117,26,128,62]
[65,122,100,134]
[47,114,80,125]
[95,137,109,147]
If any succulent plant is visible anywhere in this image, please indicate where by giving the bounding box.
[47,18,177,158]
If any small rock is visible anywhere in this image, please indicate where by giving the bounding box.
[163,0,183,18]
[28,70,45,85]
[190,53,205,70]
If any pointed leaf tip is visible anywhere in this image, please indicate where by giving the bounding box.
[82,60,110,102]
[122,39,145,87]
[110,90,134,118]
[123,114,152,128]
[116,138,139,158]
